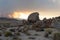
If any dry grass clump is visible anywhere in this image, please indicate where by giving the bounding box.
[4,31,13,37]
[28,37,36,39]
[53,32,60,40]
[45,28,52,34]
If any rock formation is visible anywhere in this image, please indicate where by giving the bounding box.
[28,12,40,24]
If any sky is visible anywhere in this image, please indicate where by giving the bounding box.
[0,0,60,19]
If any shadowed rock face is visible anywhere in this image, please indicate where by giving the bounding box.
[32,21,43,30]
[28,12,40,24]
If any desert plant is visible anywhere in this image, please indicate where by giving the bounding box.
[53,32,60,40]
[36,28,44,32]
[9,29,15,32]
[0,39,2,40]
[18,38,22,40]
[28,37,35,39]
[13,36,21,40]
[0,32,2,36]
[45,28,52,34]
[24,32,31,36]
[40,28,44,31]
[34,34,39,36]
[44,32,49,38]
[16,32,20,36]
[4,31,13,37]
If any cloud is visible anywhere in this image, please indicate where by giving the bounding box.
[0,0,60,18]
[49,0,60,5]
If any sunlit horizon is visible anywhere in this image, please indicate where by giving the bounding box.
[8,11,60,20]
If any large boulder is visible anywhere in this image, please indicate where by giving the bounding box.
[28,12,40,23]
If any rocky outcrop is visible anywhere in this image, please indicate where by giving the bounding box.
[32,20,44,31]
[51,19,60,28]
[28,12,40,24]
[18,20,27,26]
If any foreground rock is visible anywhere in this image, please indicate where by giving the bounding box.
[32,21,43,30]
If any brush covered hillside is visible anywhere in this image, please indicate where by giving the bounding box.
[0,12,60,40]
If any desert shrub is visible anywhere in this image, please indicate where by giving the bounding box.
[44,32,49,38]
[18,29,22,32]
[25,32,31,36]
[4,31,13,37]
[22,25,30,33]
[44,28,52,38]
[34,34,39,36]
[18,38,22,40]
[45,28,52,34]
[0,32,2,36]
[28,37,35,39]
[0,28,2,30]
[36,28,44,32]
[13,36,18,40]
[9,29,15,32]
[13,37,22,40]
[2,23,10,28]
[0,39,2,40]
[16,32,20,36]
[53,32,60,40]
[40,28,44,31]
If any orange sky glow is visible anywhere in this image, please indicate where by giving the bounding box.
[8,11,60,20]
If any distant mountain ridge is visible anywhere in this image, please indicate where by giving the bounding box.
[0,17,18,21]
